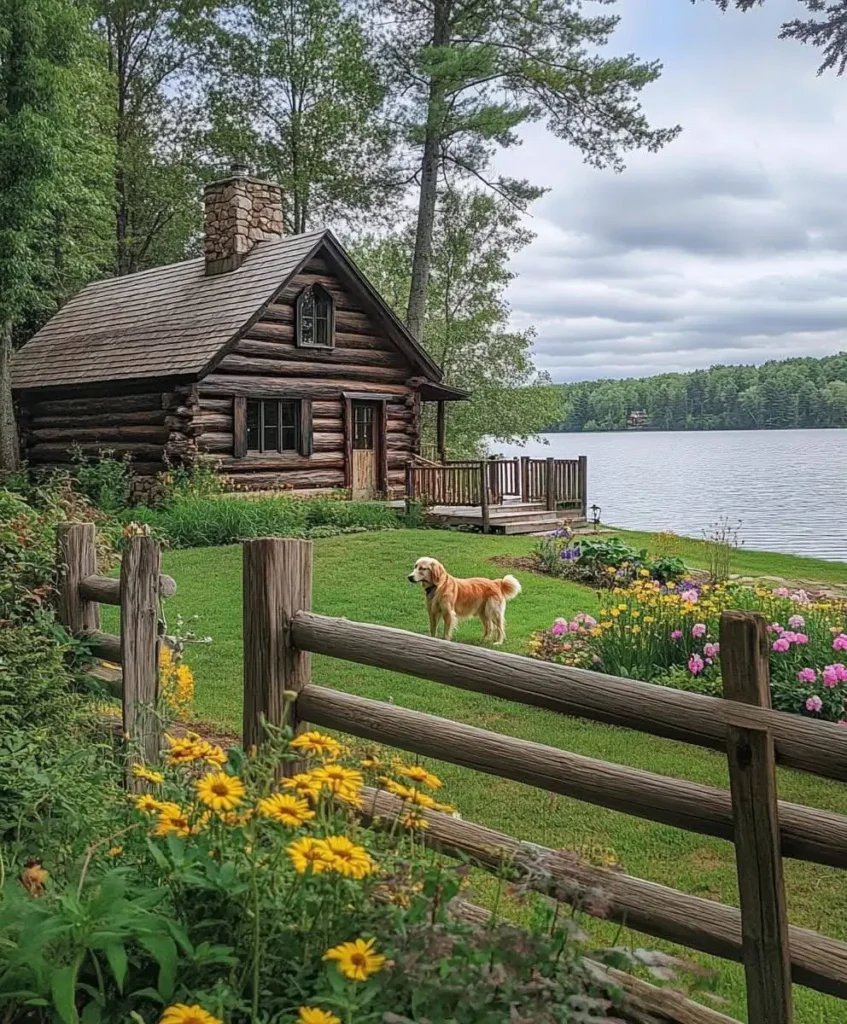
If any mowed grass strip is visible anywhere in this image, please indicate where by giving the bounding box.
[145,530,847,1022]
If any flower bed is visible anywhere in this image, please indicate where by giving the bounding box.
[534,527,686,589]
[531,578,847,721]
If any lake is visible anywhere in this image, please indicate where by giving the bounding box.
[491,429,847,563]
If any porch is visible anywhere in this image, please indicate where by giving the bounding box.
[403,454,588,535]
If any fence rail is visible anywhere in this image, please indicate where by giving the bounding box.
[65,529,847,1023]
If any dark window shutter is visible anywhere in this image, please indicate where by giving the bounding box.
[300,399,313,456]
[233,397,247,458]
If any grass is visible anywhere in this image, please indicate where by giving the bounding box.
[134,529,847,1022]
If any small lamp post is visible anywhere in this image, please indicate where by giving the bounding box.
[590,503,601,532]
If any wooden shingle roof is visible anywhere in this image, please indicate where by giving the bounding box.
[12,229,442,391]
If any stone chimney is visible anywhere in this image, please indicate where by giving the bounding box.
[203,162,285,275]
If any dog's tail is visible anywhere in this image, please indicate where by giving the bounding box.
[499,575,522,601]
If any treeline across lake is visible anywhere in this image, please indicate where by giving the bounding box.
[546,352,847,432]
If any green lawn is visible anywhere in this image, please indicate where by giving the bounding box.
[145,530,847,1022]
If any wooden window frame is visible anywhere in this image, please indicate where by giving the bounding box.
[233,396,313,458]
[295,283,335,349]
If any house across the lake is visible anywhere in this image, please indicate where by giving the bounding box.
[11,164,467,500]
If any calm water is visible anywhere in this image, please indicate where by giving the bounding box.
[491,429,847,564]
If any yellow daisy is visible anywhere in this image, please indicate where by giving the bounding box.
[131,765,165,785]
[287,836,332,875]
[323,937,386,981]
[107,846,123,857]
[164,734,203,766]
[397,765,442,790]
[298,1009,341,1024]
[282,772,323,801]
[257,792,315,827]
[311,764,363,801]
[408,790,437,809]
[323,835,375,879]
[195,772,246,812]
[380,778,415,800]
[197,741,228,768]
[290,731,343,760]
[159,1005,222,1024]
[133,793,163,815]
[400,811,429,830]
[152,802,205,839]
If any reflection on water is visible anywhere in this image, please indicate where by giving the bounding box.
[491,429,847,564]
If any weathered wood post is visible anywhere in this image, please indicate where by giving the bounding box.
[404,459,415,517]
[578,455,588,520]
[56,523,100,634]
[121,535,162,776]
[436,400,447,463]
[520,456,529,504]
[478,461,490,534]
[720,610,793,1024]
[243,538,313,765]
[545,456,556,512]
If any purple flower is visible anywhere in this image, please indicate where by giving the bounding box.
[550,619,566,636]
[772,638,791,653]
[688,653,705,675]
[670,629,682,641]
[798,668,817,684]
[833,634,847,652]
[788,614,805,629]
[692,623,706,639]
[805,695,823,713]
[703,642,720,659]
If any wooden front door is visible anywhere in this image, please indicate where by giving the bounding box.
[351,401,378,500]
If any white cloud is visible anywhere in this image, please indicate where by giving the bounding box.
[495,0,847,381]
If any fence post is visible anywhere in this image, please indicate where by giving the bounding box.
[56,522,100,634]
[545,457,556,512]
[578,455,588,520]
[121,535,162,777]
[520,456,529,504]
[478,462,490,534]
[243,539,313,762]
[405,459,414,516]
[720,610,793,1024]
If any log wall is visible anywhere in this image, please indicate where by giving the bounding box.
[195,256,420,496]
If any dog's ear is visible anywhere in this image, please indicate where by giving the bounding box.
[429,560,444,586]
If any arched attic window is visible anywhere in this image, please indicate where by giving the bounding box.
[296,283,334,347]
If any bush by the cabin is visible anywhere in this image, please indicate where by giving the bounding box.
[531,577,847,721]
[123,494,400,548]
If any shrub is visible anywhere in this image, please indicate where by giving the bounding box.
[71,446,133,511]
[534,527,686,589]
[125,496,400,548]
[0,728,671,1023]
[531,578,847,721]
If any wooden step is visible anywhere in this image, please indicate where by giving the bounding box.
[500,518,561,535]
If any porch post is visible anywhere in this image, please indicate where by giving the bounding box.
[436,400,447,463]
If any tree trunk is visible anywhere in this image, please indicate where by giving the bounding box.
[0,322,20,471]
[405,0,449,342]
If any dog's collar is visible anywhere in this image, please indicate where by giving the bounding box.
[424,584,437,597]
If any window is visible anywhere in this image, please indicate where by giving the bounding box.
[353,403,375,450]
[296,284,334,347]
[234,397,312,458]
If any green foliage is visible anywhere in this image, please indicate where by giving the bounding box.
[124,495,400,547]
[71,447,133,512]
[207,0,396,234]
[533,528,686,588]
[547,352,847,432]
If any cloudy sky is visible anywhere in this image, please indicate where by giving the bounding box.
[497,0,847,383]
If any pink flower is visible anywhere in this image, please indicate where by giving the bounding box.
[833,634,847,652]
[773,587,790,598]
[582,615,597,628]
[823,666,839,687]
[781,631,797,643]
[794,633,809,645]
[788,615,805,629]
[703,642,720,659]
[568,621,580,633]
[688,653,705,675]
[550,620,566,636]
[767,623,782,634]
[797,668,817,684]
[805,695,823,713]
[839,720,847,727]
[772,638,790,653]
[562,642,572,651]
[681,589,698,604]
[692,623,706,639]
[670,629,682,640]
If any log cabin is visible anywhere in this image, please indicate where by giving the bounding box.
[11,164,467,501]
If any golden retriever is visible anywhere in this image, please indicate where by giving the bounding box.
[407,557,521,645]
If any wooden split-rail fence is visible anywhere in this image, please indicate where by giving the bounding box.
[56,527,847,1024]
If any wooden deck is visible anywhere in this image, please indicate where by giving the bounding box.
[391,498,585,535]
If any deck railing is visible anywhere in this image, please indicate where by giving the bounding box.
[406,454,587,527]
